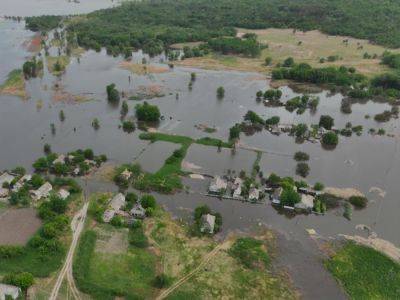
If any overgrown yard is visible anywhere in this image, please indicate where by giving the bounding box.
[326,242,400,299]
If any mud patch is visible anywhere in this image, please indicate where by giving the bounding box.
[324,187,364,199]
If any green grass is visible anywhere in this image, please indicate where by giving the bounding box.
[326,242,400,299]
[74,230,157,299]
[196,137,233,148]
[1,69,23,88]
[0,245,65,277]
[229,237,269,270]
[139,132,193,145]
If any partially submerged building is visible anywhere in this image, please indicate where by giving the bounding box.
[30,182,53,201]
[248,187,260,202]
[0,172,15,187]
[200,214,216,234]
[209,176,227,195]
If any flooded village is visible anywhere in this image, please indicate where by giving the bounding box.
[1,0,400,299]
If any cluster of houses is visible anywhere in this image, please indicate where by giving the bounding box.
[208,176,261,202]
[51,153,99,176]
[268,185,322,212]
[267,123,338,143]
[0,171,70,203]
[102,193,146,225]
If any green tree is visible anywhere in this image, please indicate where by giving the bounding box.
[280,188,301,207]
[217,86,225,99]
[322,132,339,146]
[319,115,334,130]
[121,100,129,116]
[106,83,120,102]
[141,194,156,209]
[135,102,160,122]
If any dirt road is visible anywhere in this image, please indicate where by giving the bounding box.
[49,202,89,300]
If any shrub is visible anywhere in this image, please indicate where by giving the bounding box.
[313,182,325,191]
[294,151,309,161]
[319,115,334,130]
[280,188,301,207]
[153,274,172,288]
[135,102,160,122]
[296,162,310,177]
[322,132,339,146]
[217,86,225,98]
[140,194,156,209]
[122,121,135,133]
[265,116,280,126]
[349,196,368,209]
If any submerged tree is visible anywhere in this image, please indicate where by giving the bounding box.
[106,83,120,102]
[217,86,225,99]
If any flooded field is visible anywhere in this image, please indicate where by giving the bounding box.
[0,1,400,284]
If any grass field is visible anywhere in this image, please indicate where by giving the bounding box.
[0,69,27,98]
[177,28,399,77]
[326,242,400,299]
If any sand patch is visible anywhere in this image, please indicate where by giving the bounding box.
[119,61,169,75]
[324,187,364,199]
[128,84,166,100]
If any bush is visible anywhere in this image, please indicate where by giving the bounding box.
[122,121,135,133]
[280,188,301,207]
[140,194,156,209]
[296,162,310,177]
[106,83,120,102]
[349,196,368,209]
[319,115,334,130]
[135,102,160,122]
[265,116,280,126]
[294,151,309,161]
[313,182,325,191]
[322,132,339,146]
[153,274,172,288]
[217,86,225,98]
[0,246,24,259]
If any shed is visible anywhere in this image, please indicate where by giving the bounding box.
[58,189,70,200]
[53,154,66,165]
[130,204,146,219]
[248,187,260,201]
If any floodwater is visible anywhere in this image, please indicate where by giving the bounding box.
[1,2,400,297]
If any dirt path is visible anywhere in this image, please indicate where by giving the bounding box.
[156,239,232,300]
[49,202,89,300]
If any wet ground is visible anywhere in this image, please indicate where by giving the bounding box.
[1,1,400,298]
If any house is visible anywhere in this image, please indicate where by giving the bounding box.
[209,176,227,195]
[12,174,32,193]
[295,194,315,211]
[121,169,132,180]
[200,214,216,234]
[58,189,70,200]
[19,174,32,183]
[0,283,21,300]
[248,187,260,201]
[0,172,15,187]
[31,182,52,201]
[130,204,146,219]
[103,193,126,223]
[53,154,66,165]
